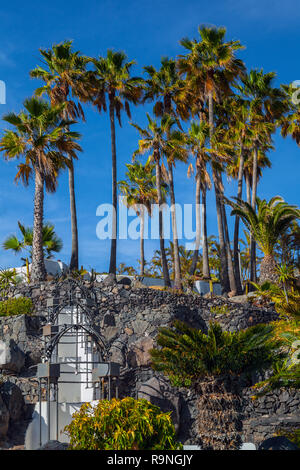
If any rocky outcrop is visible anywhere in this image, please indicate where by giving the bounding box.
[0,394,9,442]
[0,339,25,374]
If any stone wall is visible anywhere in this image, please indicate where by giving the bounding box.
[0,277,298,448]
[242,387,300,445]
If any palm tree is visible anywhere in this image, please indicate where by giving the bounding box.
[3,221,63,280]
[151,320,279,449]
[236,70,287,283]
[30,40,89,271]
[132,114,181,287]
[178,25,245,293]
[228,196,300,284]
[143,58,189,289]
[0,97,81,282]
[89,50,143,277]
[118,161,158,275]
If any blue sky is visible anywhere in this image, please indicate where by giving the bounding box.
[0,0,299,272]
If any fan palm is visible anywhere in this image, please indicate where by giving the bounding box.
[3,221,63,279]
[227,196,300,283]
[30,40,89,271]
[0,97,81,282]
[151,320,280,449]
[118,161,158,275]
[89,50,143,276]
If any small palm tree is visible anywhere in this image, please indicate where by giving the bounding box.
[151,320,279,449]
[89,50,143,276]
[0,97,81,282]
[228,196,300,284]
[3,221,63,281]
[132,114,184,287]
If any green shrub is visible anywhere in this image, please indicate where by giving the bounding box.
[150,321,281,388]
[0,297,33,317]
[64,397,182,450]
[210,305,230,316]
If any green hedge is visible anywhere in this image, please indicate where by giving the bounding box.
[0,297,33,317]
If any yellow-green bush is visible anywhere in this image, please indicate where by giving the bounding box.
[64,397,182,450]
[0,297,33,317]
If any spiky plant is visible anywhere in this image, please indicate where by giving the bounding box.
[151,320,280,449]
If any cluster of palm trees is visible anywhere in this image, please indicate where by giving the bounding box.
[1,26,299,291]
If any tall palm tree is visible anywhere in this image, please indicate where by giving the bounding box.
[187,121,211,278]
[143,58,190,289]
[228,196,300,283]
[30,40,89,271]
[236,70,287,283]
[178,25,245,293]
[89,50,143,276]
[118,161,158,275]
[132,114,183,287]
[0,97,81,282]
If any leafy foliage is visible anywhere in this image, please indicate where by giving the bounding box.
[64,397,182,450]
[3,221,63,261]
[0,297,33,317]
[253,320,300,395]
[150,320,280,387]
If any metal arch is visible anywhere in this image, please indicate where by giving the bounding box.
[44,323,109,361]
[47,298,97,325]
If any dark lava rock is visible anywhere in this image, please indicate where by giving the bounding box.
[258,436,299,450]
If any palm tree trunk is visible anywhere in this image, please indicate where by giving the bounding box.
[250,145,258,284]
[208,91,230,293]
[233,150,245,294]
[155,158,171,287]
[201,185,210,279]
[31,170,47,282]
[69,159,79,271]
[189,168,201,276]
[140,208,145,276]
[220,179,237,295]
[62,108,79,272]
[167,160,182,289]
[196,375,244,450]
[260,254,279,284]
[109,96,117,276]
[245,169,251,205]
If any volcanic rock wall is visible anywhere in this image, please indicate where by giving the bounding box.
[0,278,299,448]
